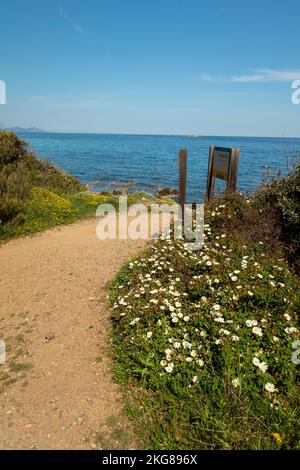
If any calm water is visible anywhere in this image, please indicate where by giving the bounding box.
[19,132,300,202]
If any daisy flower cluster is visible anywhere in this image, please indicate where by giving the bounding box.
[111,199,299,417]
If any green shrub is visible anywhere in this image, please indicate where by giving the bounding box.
[0,131,27,167]
[253,164,300,268]
[25,187,77,226]
[0,131,84,229]
[0,195,25,223]
[25,156,84,195]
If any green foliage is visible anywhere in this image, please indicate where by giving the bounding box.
[0,131,27,166]
[26,187,77,225]
[253,164,300,269]
[110,194,300,450]
[0,131,84,229]
[0,187,77,238]
[25,156,84,195]
[0,195,25,223]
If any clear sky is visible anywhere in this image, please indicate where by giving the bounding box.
[0,0,300,136]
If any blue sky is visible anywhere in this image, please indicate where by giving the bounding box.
[0,0,300,136]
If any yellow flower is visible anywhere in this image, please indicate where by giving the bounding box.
[272,433,283,444]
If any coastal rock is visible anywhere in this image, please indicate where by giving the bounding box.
[112,181,135,195]
[156,187,178,198]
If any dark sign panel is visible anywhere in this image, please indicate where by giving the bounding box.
[206,146,240,200]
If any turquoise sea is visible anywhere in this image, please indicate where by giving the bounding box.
[19,132,300,202]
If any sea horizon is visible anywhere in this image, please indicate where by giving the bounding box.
[10,127,300,140]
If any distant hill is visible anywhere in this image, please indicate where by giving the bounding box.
[5,127,46,133]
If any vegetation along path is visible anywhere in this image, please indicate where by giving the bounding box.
[0,218,146,449]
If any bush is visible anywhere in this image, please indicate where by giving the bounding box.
[26,187,77,226]
[0,131,27,167]
[0,131,84,228]
[253,164,300,269]
[0,195,25,223]
[0,187,79,239]
[24,156,84,195]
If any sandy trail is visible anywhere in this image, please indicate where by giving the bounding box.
[0,219,147,449]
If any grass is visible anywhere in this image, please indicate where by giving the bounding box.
[109,191,300,450]
[0,310,37,394]
[89,414,135,450]
[10,362,33,373]
[106,415,118,428]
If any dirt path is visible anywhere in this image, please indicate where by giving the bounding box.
[0,219,146,449]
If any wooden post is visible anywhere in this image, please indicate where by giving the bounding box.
[206,145,214,201]
[178,148,187,218]
[228,147,240,192]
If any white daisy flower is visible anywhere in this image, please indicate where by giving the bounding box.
[214,317,225,323]
[246,319,258,327]
[285,327,298,334]
[129,317,141,326]
[258,361,268,373]
[232,335,240,342]
[232,378,240,388]
[219,329,230,336]
[252,326,263,337]
[264,382,275,393]
[165,363,174,373]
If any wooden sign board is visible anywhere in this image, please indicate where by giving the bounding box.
[206,146,240,200]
